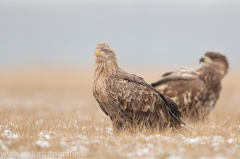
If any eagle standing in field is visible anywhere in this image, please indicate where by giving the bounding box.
[151,52,229,121]
[93,43,184,133]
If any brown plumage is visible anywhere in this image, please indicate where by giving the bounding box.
[151,52,229,121]
[93,43,184,133]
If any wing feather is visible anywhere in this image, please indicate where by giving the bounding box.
[151,67,208,120]
[106,69,184,127]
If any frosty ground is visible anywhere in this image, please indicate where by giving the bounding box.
[0,90,240,159]
[0,70,239,159]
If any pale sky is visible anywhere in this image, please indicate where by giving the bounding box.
[0,0,240,70]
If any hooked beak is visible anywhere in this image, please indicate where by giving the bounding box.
[94,49,104,58]
[199,57,204,63]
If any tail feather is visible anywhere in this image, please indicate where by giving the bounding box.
[161,94,186,128]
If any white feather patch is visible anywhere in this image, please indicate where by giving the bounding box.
[156,84,168,91]
[183,94,188,105]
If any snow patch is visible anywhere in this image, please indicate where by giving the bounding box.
[0,140,9,151]
[2,130,19,139]
[166,155,184,159]
[39,131,51,140]
[36,140,50,148]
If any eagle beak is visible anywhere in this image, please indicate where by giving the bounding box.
[199,57,204,63]
[94,49,104,58]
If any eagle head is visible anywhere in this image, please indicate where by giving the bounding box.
[94,43,117,64]
[200,52,229,74]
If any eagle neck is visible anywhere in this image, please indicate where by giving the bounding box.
[198,66,223,91]
[93,60,118,82]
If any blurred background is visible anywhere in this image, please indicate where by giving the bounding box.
[0,0,240,113]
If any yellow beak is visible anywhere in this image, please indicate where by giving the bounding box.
[94,49,102,57]
[204,56,213,63]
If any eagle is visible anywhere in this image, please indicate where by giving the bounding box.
[92,43,184,133]
[151,52,229,121]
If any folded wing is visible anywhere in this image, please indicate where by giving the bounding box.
[107,69,184,128]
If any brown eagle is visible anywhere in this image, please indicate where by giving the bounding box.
[93,43,184,133]
[151,52,229,121]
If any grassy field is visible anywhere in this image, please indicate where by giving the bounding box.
[0,69,240,159]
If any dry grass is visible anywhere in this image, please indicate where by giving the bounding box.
[0,69,240,159]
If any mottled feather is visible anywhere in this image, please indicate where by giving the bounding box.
[93,43,184,133]
[151,52,229,121]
